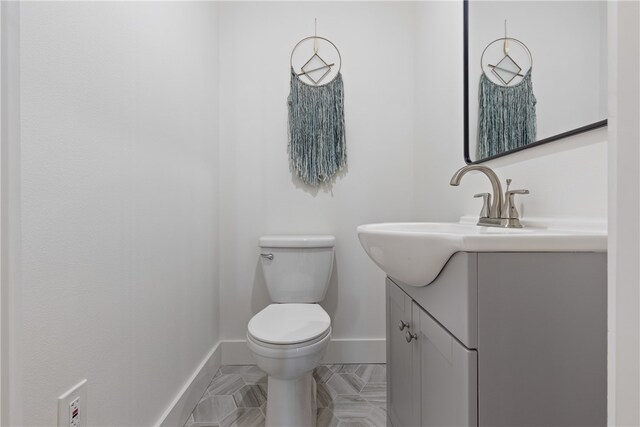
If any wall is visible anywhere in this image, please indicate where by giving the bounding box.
[1,2,21,425]
[218,2,418,348]
[414,1,608,223]
[413,1,466,222]
[608,1,640,424]
[14,2,220,425]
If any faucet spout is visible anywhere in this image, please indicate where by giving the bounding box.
[450,165,503,218]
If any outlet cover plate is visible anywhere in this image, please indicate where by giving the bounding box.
[57,379,87,427]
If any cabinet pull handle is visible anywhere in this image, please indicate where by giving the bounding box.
[398,320,410,331]
[405,330,418,343]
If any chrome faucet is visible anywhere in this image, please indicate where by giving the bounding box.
[450,165,529,228]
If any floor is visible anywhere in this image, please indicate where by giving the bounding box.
[185,364,387,427]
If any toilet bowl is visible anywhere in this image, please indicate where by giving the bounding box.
[247,235,335,427]
[247,304,331,427]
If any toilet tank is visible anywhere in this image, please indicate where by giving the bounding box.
[259,235,335,303]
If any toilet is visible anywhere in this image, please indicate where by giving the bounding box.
[247,235,335,427]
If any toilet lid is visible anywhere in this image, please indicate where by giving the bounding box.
[248,304,331,345]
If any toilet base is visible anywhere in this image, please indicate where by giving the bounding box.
[265,371,317,427]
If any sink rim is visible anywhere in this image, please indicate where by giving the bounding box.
[357,222,537,235]
[357,219,607,287]
[357,218,608,238]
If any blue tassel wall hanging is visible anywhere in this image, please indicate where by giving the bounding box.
[478,69,537,159]
[288,25,346,187]
[477,23,537,159]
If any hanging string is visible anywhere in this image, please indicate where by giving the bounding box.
[314,18,318,53]
[504,20,509,55]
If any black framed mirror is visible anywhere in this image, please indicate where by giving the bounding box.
[463,0,608,164]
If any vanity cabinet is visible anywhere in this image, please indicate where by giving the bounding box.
[387,276,477,427]
[387,283,420,427]
[386,251,607,427]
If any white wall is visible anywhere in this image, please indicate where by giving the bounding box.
[414,1,608,223]
[1,2,21,425]
[218,2,418,345]
[608,1,640,424]
[13,2,220,425]
[413,1,466,221]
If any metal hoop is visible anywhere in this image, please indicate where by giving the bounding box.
[480,37,533,84]
[290,36,342,87]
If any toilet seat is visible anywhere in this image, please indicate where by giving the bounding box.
[248,303,331,346]
[247,327,331,353]
[248,327,331,350]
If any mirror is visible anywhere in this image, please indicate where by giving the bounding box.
[464,0,608,163]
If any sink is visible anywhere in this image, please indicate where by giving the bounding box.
[357,221,606,287]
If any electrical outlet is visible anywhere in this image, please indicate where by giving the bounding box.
[69,397,80,427]
[58,379,87,427]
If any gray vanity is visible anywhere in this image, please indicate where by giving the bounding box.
[358,163,608,427]
[386,252,606,427]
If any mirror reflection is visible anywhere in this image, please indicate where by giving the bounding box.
[465,1,608,163]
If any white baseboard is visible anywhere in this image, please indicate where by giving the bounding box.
[155,343,222,427]
[321,338,386,364]
[221,338,386,365]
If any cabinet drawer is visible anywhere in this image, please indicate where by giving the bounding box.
[393,252,478,348]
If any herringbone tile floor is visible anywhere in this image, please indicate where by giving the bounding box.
[185,364,386,427]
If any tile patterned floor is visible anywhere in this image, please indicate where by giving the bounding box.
[185,364,387,427]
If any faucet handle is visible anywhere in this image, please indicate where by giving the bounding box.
[503,189,530,219]
[474,193,492,218]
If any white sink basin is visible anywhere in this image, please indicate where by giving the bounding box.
[357,221,606,287]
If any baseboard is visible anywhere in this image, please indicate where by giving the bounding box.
[221,338,386,365]
[321,338,386,364]
[155,342,222,427]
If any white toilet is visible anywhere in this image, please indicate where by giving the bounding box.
[247,235,335,427]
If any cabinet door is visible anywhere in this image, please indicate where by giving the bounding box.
[477,252,606,426]
[387,281,420,427]
[417,304,478,427]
